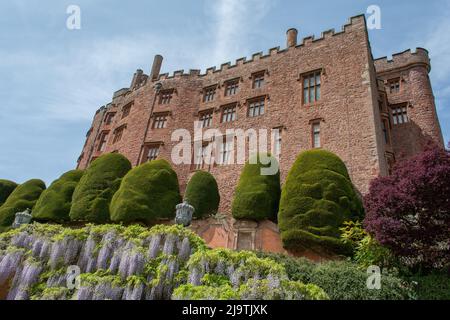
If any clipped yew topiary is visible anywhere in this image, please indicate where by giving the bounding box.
[110,159,182,224]
[278,149,363,255]
[184,171,220,219]
[33,170,84,222]
[0,179,18,207]
[70,153,131,223]
[0,179,46,227]
[232,154,280,221]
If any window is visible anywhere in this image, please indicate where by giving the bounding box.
[388,79,400,93]
[199,110,213,128]
[146,146,159,161]
[104,112,116,125]
[159,90,173,104]
[224,79,239,96]
[312,122,321,148]
[194,143,211,170]
[392,106,408,125]
[219,138,234,165]
[153,114,168,129]
[382,119,390,144]
[203,86,216,102]
[252,72,265,89]
[97,131,109,151]
[121,103,132,119]
[248,97,265,117]
[303,71,321,104]
[273,128,282,159]
[113,126,126,143]
[221,104,237,123]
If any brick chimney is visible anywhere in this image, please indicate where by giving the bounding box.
[150,54,163,80]
[286,28,298,48]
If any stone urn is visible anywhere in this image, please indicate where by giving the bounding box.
[175,201,195,227]
[12,208,32,228]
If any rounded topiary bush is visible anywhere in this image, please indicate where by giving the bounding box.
[110,159,182,224]
[70,153,131,223]
[184,171,220,219]
[0,179,46,227]
[232,154,280,221]
[33,170,84,222]
[278,149,363,255]
[0,179,18,207]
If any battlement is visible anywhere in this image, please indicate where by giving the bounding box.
[374,48,430,74]
[154,15,366,81]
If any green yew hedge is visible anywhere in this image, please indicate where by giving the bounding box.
[0,179,18,207]
[33,170,84,222]
[184,171,220,219]
[110,159,182,223]
[232,154,280,221]
[0,179,46,227]
[278,149,363,255]
[70,153,131,223]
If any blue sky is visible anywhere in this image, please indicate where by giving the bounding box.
[0,0,448,185]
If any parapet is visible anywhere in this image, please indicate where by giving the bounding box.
[152,14,366,81]
[374,48,431,74]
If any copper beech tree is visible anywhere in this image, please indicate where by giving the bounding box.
[364,144,450,272]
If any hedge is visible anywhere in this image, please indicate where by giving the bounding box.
[184,171,220,219]
[256,252,413,300]
[70,153,131,223]
[232,154,280,221]
[278,149,364,255]
[110,159,181,223]
[0,179,46,227]
[33,170,84,222]
[0,179,18,207]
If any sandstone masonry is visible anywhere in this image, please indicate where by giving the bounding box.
[77,15,444,219]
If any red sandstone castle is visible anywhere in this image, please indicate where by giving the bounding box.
[76,15,444,253]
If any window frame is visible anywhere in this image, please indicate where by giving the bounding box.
[152,113,169,129]
[159,89,174,105]
[302,70,322,105]
[224,78,240,96]
[252,71,265,89]
[121,103,132,119]
[112,125,126,144]
[97,131,109,152]
[247,96,266,118]
[311,121,321,148]
[391,104,409,125]
[388,78,401,94]
[203,85,217,103]
[199,109,214,128]
[221,104,237,123]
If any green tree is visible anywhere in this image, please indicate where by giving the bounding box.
[110,159,182,224]
[184,171,220,219]
[70,153,131,223]
[232,154,280,221]
[33,170,84,222]
[0,179,46,227]
[278,149,363,255]
[0,179,18,207]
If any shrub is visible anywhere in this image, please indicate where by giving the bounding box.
[255,252,413,300]
[70,153,131,223]
[409,273,450,300]
[232,154,280,221]
[364,145,450,271]
[340,221,396,270]
[184,171,220,219]
[0,179,46,227]
[33,170,84,222]
[0,179,18,207]
[278,149,364,255]
[110,159,181,224]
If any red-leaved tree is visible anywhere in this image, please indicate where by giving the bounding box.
[364,144,450,272]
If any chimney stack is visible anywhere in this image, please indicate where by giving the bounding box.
[286,28,298,48]
[150,54,163,81]
[130,69,143,88]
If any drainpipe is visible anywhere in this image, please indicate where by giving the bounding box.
[136,82,163,165]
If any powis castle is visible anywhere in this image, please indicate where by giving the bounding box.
[76,15,444,255]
